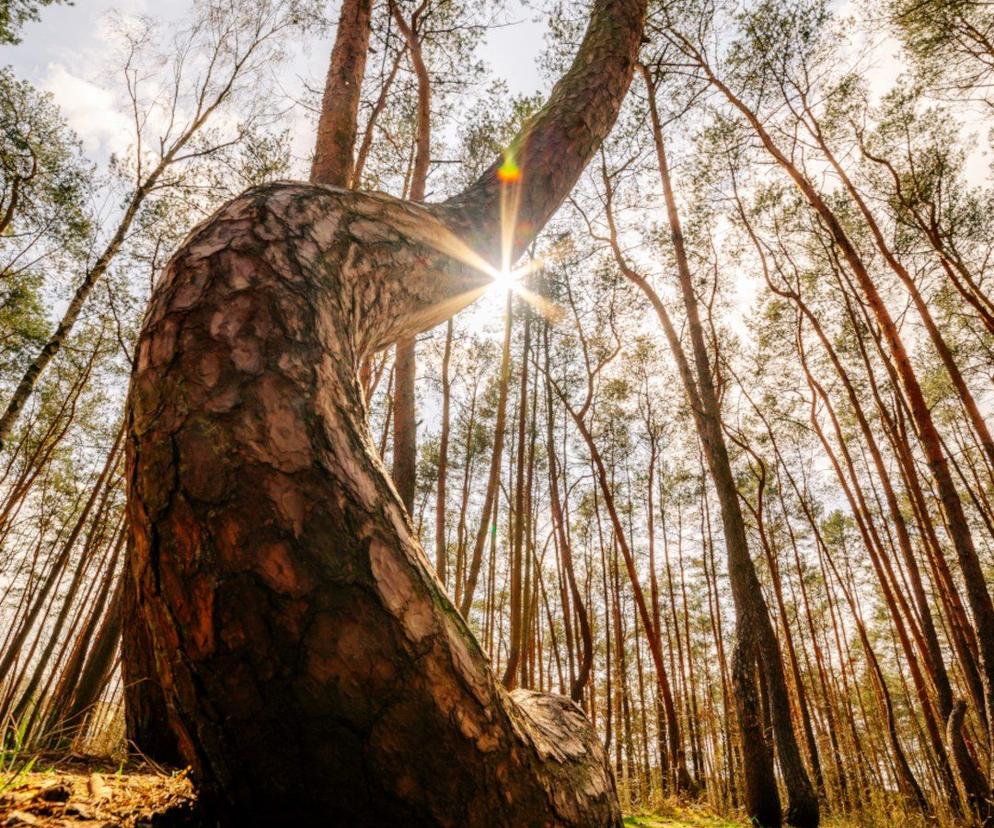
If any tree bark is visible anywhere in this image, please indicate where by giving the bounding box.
[124,0,646,821]
[390,0,432,513]
[311,0,374,188]
[122,554,183,766]
[690,49,994,777]
[435,318,453,583]
[503,304,531,689]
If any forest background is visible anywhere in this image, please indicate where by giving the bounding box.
[3,0,994,825]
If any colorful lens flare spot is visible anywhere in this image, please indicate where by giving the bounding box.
[497,154,522,183]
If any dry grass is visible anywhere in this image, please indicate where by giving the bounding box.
[627,795,964,827]
[0,752,965,828]
[0,756,195,827]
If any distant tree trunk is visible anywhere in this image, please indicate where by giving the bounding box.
[819,532,930,815]
[311,0,373,187]
[503,305,531,689]
[808,117,994,483]
[352,47,406,187]
[642,83,818,826]
[460,291,513,617]
[393,335,418,513]
[390,0,432,513]
[435,318,453,583]
[123,0,646,821]
[731,624,783,828]
[565,398,692,793]
[52,577,125,748]
[691,47,994,774]
[544,323,592,703]
[948,700,994,826]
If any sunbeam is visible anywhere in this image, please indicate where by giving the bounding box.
[405,148,563,324]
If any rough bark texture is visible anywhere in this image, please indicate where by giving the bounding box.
[123,1,646,822]
[122,564,182,767]
[125,186,620,825]
[439,0,645,263]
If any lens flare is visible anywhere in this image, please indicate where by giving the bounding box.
[497,150,522,184]
[491,267,520,293]
[411,148,562,323]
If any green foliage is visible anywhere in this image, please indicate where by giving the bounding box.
[888,0,994,102]
[0,66,92,249]
[0,66,93,378]
[0,713,37,793]
[0,0,67,44]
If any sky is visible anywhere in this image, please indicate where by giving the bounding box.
[1,0,551,172]
[5,0,991,339]
[7,0,989,186]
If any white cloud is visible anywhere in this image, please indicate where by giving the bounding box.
[41,63,133,159]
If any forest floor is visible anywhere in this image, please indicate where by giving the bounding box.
[3,761,744,828]
[0,756,197,827]
[1,759,747,828]
[2,760,912,828]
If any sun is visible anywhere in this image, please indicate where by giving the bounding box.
[490,266,523,293]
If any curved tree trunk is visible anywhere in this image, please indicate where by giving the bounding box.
[125,184,622,826]
[123,0,646,822]
[948,700,994,826]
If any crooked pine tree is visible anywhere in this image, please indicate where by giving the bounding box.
[122,0,647,823]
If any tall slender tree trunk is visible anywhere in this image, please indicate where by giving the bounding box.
[544,323,593,702]
[651,98,818,828]
[689,50,994,777]
[460,292,513,617]
[435,319,453,582]
[311,0,373,187]
[611,65,816,826]
[503,306,531,688]
[566,399,692,793]
[390,0,432,513]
